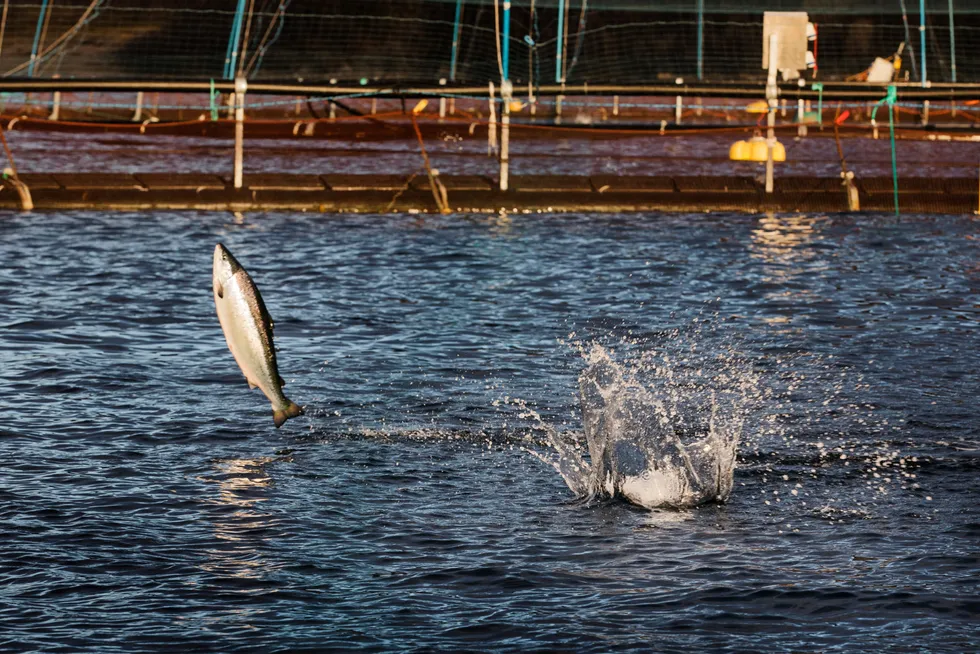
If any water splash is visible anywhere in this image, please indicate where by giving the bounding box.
[526,329,761,510]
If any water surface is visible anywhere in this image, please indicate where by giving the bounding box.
[1,211,977,651]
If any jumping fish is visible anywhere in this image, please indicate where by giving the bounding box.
[212,243,303,428]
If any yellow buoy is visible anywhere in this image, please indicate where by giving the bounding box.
[745,100,769,114]
[729,136,785,162]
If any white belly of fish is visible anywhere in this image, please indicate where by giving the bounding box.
[214,274,285,410]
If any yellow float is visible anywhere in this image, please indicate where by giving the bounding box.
[729,136,786,162]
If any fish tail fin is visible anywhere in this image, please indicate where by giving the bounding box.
[273,400,304,428]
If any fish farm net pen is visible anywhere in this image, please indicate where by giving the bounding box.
[0,0,977,214]
[3,1,980,84]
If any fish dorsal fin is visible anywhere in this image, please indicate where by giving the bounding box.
[278,374,286,387]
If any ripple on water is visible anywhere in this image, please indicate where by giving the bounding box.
[0,211,977,650]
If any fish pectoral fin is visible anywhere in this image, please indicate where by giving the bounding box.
[214,277,224,299]
[246,378,258,390]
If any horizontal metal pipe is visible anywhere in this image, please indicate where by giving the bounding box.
[0,80,976,101]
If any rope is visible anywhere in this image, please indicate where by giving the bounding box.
[870,85,900,217]
[0,0,8,59]
[245,0,292,77]
[237,0,257,78]
[6,0,103,78]
[492,0,503,79]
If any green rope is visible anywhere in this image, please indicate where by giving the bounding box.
[812,82,823,129]
[209,79,218,122]
[871,85,899,217]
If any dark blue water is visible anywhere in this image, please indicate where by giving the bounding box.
[1,211,978,652]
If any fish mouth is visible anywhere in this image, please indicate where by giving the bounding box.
[213,243,242,284]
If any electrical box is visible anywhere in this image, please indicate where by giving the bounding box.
[762,12,809,71]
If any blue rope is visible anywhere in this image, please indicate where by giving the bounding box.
[27,0,50,78]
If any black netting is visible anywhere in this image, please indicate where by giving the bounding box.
[0,0,975,84]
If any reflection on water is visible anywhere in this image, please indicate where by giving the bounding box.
[750,213,823,264]
[201,457,282,582]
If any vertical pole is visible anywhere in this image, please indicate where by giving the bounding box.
[555,84,563,124]
[234,77,246,190]
[132,91,144,122]
[27,0,50,78]
[500,2,511,192]
[696,0,704,81]
[502,1,511,80]
[948,0,956,82]
[450,0,463,81]
[439,78,447,120]
[488,81,497,155]
[556,0,565,83]
[675,78,683,124]
[501,81,511,191]
[48,91,60,120]
[225,0,247,79]
[555,0,565,125]
[889,100,898,217]
[765,33,778,195]
[919,0,926,88]
[528,0,536,113]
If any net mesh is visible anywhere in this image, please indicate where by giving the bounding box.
[0,1,977,85]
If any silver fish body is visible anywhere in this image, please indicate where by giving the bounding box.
[213,243,303,428]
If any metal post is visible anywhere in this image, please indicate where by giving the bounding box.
[919,0,926,88]
[949,0,957,82]
[696,0,704,81]
[500,1,511,192]
[556,0,565,83]
[488,81,497,154]
[27,0,49,78]
[889,97,899,217]
[675,78,683,124]
[234,76,246,190]
[450,0,463,81]
[439,78,447,120]
[48,91,60,120]
[502,1,511,80]
[500,80,511,191]
[555,83,564,124]
[766,34,778,194]
[132,91,144,122]
[528,0,536,114]
[224,0,247,79]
